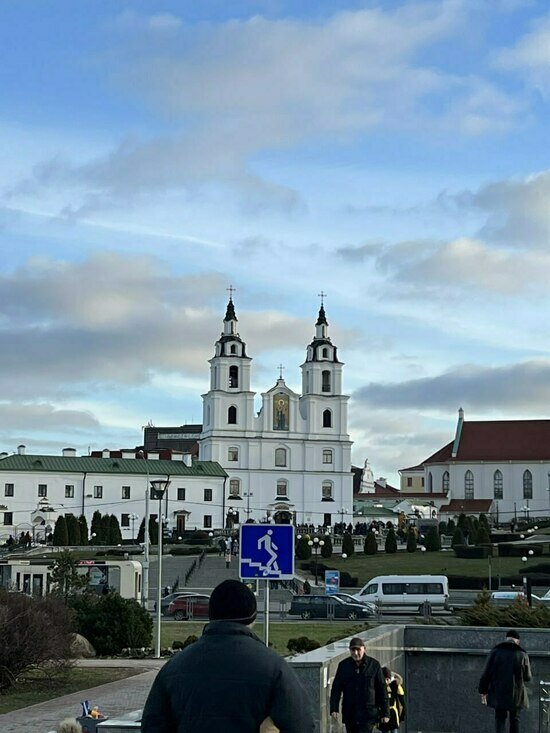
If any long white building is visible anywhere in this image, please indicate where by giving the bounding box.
[199,296,354,526]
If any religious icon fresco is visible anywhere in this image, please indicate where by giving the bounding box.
[273,392,289,430]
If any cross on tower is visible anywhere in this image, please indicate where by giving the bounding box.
[278,364,285,379]
[318,290,327,306]
[227,284,236,299]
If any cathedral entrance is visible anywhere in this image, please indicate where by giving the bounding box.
[273,510,292,524]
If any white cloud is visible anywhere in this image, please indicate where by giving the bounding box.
[496,13,550,93]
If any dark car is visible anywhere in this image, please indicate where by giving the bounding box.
[167,593,211,621]
[331,592,377,613]
[288,594,374,620]
[155,592,196,616]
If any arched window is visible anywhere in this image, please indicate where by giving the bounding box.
[322,409,332,428]
[428,472,433,493]
[322,370,331,393]
[523,469,533,500]
[230,344,237,354]
[228,447,239,462]
[229,478,241,496]
[464,470,474,499]
[322,481,333,500]
[322,347,329,358]
[276,479,288,497]
[322,449,333,464]
[275,447,287,467]
[494,470,503,499]
[442,471,450,492]
[229,365,239,388]
[227,405,237,424]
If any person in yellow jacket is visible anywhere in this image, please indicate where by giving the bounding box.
[378,667,405,733]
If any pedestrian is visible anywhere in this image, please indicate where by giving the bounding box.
[330,636,390,733]
[478,629,532,733]
[141,579,315,733]
[218,538,225,557]
[378,666,405,732]
[225,549,232,569]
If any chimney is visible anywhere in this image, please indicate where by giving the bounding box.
[0,452,8,460]
[62,447,77,457]
[102,448,110,458]
[377,477,387,488]
[183,454,192,467]
[17,444,26,455]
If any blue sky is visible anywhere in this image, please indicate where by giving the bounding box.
[0,0,549,486]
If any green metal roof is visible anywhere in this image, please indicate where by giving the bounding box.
[0,454,227,477]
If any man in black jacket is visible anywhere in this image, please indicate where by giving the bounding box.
[330,637,390,733]
[142,579,314,733]
[478,629,532,733]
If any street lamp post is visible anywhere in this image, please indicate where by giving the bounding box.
[138,451,151,610]
[150,479,171,659]
[244,492,254,520]
[308,537,325,585]
[129,513,139,544]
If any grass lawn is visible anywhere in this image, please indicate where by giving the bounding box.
[0,667,142,714]
[316,551,532,586]
[161,621,369,655]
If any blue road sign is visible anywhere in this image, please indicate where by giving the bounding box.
[239,524,295,580]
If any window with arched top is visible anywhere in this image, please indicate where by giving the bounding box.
[275,447,287,467]
[322,370,331,392]
[428,472,433,493]
[322,409,332,428]
[442,471,450,492]
[523,469,533,499]
[229,365,239,388]
[228,447,239,462]
[464,470,474,499]
[322,449,333,464]
[493,470,503,499]
[229,478,241,496]
[322,481,333,500]
[227,406,237,424]
[276,479,288,497]
[230,344,237,354]
[322,347,329,358]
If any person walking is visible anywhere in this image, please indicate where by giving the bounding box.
[478,629,532,733]
[330,637,390,733]
[378,666,405,733]
[141,579,314,733]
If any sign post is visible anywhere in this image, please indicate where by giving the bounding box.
[239,525,295,647]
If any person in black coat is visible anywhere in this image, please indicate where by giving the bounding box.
[141,579,314,733]
[478,629,532,733]
[330,637,390,733]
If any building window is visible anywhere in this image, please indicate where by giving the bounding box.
[322,449,333,464]
[324,512,332,527]
[322,370,331,393]
[464,470,474,500]
[428,472,433,493]
[494,470,503,500]
[38,484,47,497]
[229,479,241,496]
[276,480,288,497]
[122,486,131,499]
[4,483,14,497]
[65,485,74,498]
[275,447,287,467]
[406,477,412,487]
[442,471,450,492]
[93,485,103,499]
[230,344,237,354]
[322,481,333,500]
[204,488,213,502]
[322,409,332,428]
[523,469,533,500]
[229,365,239,388]
[228,447,239,462]
[204,515,212,528]
[322,347,329,358]
[177,487,186,501]
[228,406,237,424]
[421,477,425,487]
[3,512,13,525]
[121,514,130,527]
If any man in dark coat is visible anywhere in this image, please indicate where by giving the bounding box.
[478,629,532,733]
[141,579,314,733]
[330,636,390,733]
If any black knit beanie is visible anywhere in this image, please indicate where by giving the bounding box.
[209,579,257,624]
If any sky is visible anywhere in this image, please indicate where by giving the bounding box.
[0,0,549,487]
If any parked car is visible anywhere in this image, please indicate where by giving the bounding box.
[167,593,211,621]
[330,592,377,613]
[155,592,196,616]
[288,594,374,620]
[491,590,550,606]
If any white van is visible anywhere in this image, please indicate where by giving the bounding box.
[353,575,449,612]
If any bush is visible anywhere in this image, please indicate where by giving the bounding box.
[364,531,377,555]
[172,635,198,650]
[342,533,355,558]
[451,528,465,548]
[287,636,321,654]
[0,590,74,691]
[498,544,543,557]
[425,527,441,552]
[461,590,550,628]
[184,531,212,546]
[53,515,69,546]
[321,536,333,559]
[70,593,153,656]
[453,545,491,559]
[406,528,417,553]
[296,536,312,561]
[476,526,490,545]
[384,527,397,554]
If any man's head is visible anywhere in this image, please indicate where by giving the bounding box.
[209,579,257,625]
[506,629,520,644]
[349,637,366,662]
[382,666,392,681]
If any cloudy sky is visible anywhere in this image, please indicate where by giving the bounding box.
[1,0,549,486]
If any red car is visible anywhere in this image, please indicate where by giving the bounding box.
[167,593,210,621]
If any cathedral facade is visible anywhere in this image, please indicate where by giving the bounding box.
[199,297,354,526]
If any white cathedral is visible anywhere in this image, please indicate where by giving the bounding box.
[199,296,354,527]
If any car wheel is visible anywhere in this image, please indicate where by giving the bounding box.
[347,611,358,620]
[174,610,186,621]
[301,610,312,620]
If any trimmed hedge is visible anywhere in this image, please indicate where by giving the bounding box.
[299,561,358,587]
[170,546,218,556]
[453,545,491,559]
[498,544,543,557]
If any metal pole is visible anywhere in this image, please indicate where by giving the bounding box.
[155,497,163,659]
[142,487,150,608]
[488,553,492,591]
[264,579,270,647]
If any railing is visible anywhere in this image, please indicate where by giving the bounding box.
[540,680,550,733]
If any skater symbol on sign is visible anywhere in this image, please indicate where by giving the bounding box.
[257,530,280,576]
